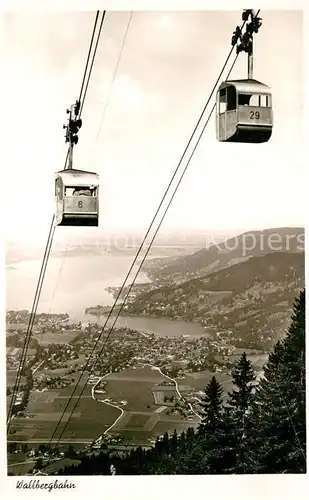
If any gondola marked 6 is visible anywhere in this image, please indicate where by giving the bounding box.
[55,168,99,227]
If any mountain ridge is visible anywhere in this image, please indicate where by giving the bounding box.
[128,250,305,349]
[147,227,304,281]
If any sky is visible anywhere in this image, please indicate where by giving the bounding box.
[3,10,304,243]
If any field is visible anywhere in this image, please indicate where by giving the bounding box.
[152,389,177,405]
[34,331,80,345]
[6,323,28,331]
[151,420,193,436]
[43,458,81,474]
[126,414,150,428]
[41,361,86,377]
[6,347,36,357]
[7,370,26,388]
[247,353,268,370]
[105,366,166,383]
[95,366,200,445]
[7,454,80,476]
[178,370,233,392]
[8,365,235,449]
[102,366,167,412]
[8,460,36,476]
[8,378,120,442]
[104,379,156,411]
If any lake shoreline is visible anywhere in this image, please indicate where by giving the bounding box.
[85,306,208,327]
[7,254,210,339]
[81,313,209,338]
[6,254,151,314]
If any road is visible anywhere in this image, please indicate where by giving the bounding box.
[98,399,125,436]
[7,359,45,427]
[90,372,111,400]
[90,363,201,446]
[8,459,37,467]
[141,364,202,421]
[32,360,44,374]
[9,363,201,454]
[8,364,202,475]
[91,374,125,442]
[7,439,92,444]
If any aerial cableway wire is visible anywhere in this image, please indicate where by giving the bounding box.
[79,11,107,117]
[6,219,55,429]
[86,9,304,469]
[43,9,306,472]
[34,11,109,351]
[6,11,105,432]
[46,13,254,452]
[34,12,108,343]
[92,11,133,148]
[77,11,104,106]
[78,11,100,106]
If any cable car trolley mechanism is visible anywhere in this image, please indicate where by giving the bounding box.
[55,100,100,227]
[216,10,273,143]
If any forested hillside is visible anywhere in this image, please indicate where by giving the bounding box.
[148,227,304,281]
[127,252,304,349]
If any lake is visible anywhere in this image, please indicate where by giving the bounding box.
[82,314,207,338]
[6,255,150,315]
[6,254,208,338]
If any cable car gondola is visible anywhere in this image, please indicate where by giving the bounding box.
[216,10,273,143]
[216,78,273,143]
[55,168,99,226]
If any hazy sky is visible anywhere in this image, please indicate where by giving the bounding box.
[3,10,304,242]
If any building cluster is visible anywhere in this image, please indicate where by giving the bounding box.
[6,310,69,326]
[6,311,237,422]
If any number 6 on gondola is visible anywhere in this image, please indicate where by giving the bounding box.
[55,168,99,226]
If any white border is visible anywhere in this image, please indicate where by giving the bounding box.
[0,0,308,11]
[1,1,308,498]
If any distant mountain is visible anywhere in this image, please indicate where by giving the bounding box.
[128,251,305,349]
[5,243,42,265]
[134,251,304,302]
[148,227,304,281]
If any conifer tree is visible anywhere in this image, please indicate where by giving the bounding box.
[178,430,187,453]
[53,291,306,476]
[199,376,223,432]
[162,432,170,455]
[195,376,235,473]
[226,352,256,472]
[170,429,178,453]
[245,289,306,473]
[228,352,256,415]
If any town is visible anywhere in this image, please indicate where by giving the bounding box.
[7,307,258,475]
[7,309,238,397]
